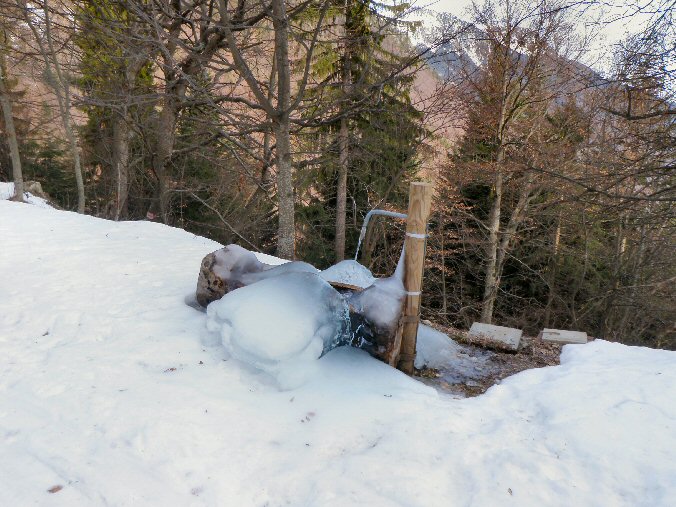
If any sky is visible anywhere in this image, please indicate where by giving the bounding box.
[412,0,659,69]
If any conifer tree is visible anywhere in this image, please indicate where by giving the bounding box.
[297,0,424,267]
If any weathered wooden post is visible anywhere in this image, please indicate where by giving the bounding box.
[397,181,433,374]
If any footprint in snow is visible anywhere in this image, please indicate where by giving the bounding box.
[301,411,316,423]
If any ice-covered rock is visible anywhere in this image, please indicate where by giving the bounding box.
[196,245,265,306]
[205,271,350,389]
[320,260,376,289]
[198,245,407,372]
[196,244,318,307]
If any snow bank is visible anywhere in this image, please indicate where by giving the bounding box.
[2,200,676,506]
[0,182,52,208]
[205,271,350,389]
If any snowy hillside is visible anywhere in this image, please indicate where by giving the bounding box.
[1,200,675,506]
[0,182,53,209]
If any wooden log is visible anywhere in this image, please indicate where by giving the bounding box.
[386,316,404,367]
[397,182,433,374]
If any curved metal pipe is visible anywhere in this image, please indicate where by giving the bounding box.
[354,209,407,261]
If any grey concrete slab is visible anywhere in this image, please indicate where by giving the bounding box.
[539,328,588,344]
[468,322,522,351]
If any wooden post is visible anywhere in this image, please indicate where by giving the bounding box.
[397,181,433,374]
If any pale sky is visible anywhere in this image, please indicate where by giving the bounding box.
[411,0,658,69]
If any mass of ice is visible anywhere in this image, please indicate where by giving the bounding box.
[205,271,350,388]
[415,324,466,369]
[202,245,407,387]
[211,243,317,290]
[245,260,318,284]
[346,254,406,335]
[415,324,492,384]
[211,244,265,285]
[320,259,376,288]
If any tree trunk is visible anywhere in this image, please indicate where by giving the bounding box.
[570,208,589,328]
[481,167,503,324]
[618,222,645,339]
[493,173,534,285]
[335,115,349,262]
[271,0,295,259]
[63,100,85,214]
[440,212,448,315]
[38,0,85,213]
[335,13,352,263]
[361,214,379,268]
[243,61,277,215]
[274,117,294,259]
[0,54,24,202]
[112,111,130,220]
[152,90,179,223]
[600,215,626,338]
[481,62,510,324]
[543,210,562,327]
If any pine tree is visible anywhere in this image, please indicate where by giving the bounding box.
[296,0,424,268]
[75,0,153,218]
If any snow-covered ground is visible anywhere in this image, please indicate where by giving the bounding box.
[1,200,675,506]
[0,182,53,209]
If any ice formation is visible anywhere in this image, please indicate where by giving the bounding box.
[415,324,491,384]
[242,260,318,285]
[211,244,265,281]
[203,245,406,386]
[320,260,376,289]
[206,271,350,388]
[346,252,406,337]
[211,244,317,289]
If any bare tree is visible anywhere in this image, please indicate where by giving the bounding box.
[0,39,24,202]
[17,0,86,212]
[216,0,329,259]
[440,0,582,324]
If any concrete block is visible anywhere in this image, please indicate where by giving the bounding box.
[539,328,588,344]
[468,322,522,351]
